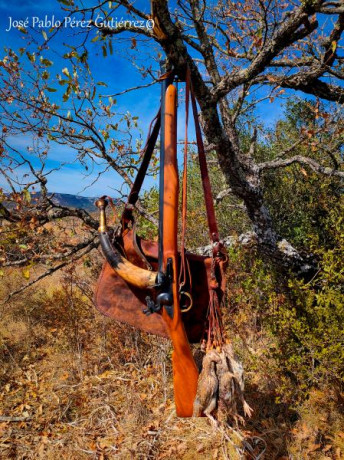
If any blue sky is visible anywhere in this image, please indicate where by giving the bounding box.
[0,0,165,197]
[0,0,316,198]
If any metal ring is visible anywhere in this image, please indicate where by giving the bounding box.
[180,291,193,313]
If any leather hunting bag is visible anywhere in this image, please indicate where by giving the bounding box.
[94,227,227,343]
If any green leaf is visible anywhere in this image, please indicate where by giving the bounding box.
[22,268,30,280]
[42,30,48,41]
[46,87,57,92]
[58,0,74,5]
[79,51,88,63]
[26,52,36,63]
[40,57,53,67]
[62,67,70,77]
[23,189,31,203]
[62,86,71,102]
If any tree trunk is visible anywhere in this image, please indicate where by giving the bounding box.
[150,0,316,274]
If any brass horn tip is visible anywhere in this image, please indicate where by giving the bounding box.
[95,197,108,210]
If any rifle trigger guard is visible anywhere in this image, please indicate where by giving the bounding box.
[142,258,174,319]
[161,258,174,319]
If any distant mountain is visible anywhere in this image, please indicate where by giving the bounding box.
[3,192,99,212]
[3,192,121,212]
[49,193,98,212]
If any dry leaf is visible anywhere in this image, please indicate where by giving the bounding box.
[308,443,321,453]
[177,442,187,454]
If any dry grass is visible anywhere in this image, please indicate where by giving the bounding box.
[0,258,343,459]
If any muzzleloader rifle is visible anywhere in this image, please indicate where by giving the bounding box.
[151,78,199,417]
[95,66,230,418]
[96,70,198,417]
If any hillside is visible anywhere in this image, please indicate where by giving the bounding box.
[48,193,99,212]
[3,192,114,213]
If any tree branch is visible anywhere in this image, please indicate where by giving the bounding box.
[215,188,233,204]
[211,6,319,100]
[265,76,344,103]
[3,238,98,302]
[258,155,344,178]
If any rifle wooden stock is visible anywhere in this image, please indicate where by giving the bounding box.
[161,84,199,417]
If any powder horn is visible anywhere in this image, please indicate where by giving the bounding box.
[95,197,157,290]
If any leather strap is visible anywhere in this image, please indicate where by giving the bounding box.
[120,68,220,245]
[121,109,161,226]
[190,84,220,243]
[121,70,175,227]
